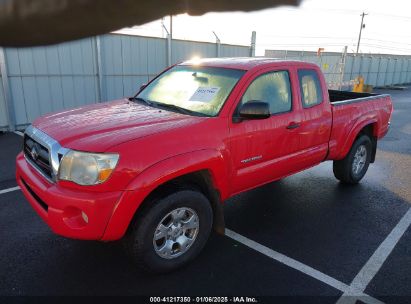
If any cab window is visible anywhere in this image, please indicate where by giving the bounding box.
[240,70,292,115]
[298,69,323,108]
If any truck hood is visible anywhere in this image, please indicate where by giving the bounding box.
[33,99,206,152]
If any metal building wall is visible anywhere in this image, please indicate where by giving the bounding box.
[0,34,249,130]
[220,44,250,57]
[171,40,217,63]
[0,75,8,130]
[4,39,99,130]
[265,49,411,89]
[100,35,167,101]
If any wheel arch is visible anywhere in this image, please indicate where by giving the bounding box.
[134,169,225,234]
[102,150,228,241]
[357,124,378,163]
[338,120,378,162]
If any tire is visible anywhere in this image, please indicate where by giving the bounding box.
[124,190,213,273]
[333,135,372,184]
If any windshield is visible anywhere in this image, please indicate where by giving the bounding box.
[136,65,245,116]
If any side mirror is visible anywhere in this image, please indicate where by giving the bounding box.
[237,101,270,121]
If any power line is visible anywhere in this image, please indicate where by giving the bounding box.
[277,7,411,21]
[367,31,411,39]
[362,38,411,47]
[259,34,355,40]
[370,12,411,21]
[262,42,411,52]
[360,43,411,52]
[259,36,411,48]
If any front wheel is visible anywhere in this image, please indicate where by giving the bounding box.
[333,135,372,184]
[124,190,213,273]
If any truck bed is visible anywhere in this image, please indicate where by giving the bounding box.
[327,89,392,161]
[328,90,388,105]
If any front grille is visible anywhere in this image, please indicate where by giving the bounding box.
[24,134,53,179]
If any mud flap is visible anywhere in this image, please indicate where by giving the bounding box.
[213,201,225,235]
[371,137,377,163]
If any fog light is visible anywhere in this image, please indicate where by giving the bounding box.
[81,211,89,223]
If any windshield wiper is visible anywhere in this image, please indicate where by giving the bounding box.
[129,96,208,117]
[129,96,154,106]
[151,102,209,117]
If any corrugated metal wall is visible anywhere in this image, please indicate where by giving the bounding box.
[4,37,410,131]
[100,35,167,101]
[171,40,217,63]
[265,49,411,89]
[0,76,7,129]
[5,39,99,128]
[0,33,249,130]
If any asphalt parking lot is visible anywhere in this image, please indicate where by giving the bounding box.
[0,88,410,303]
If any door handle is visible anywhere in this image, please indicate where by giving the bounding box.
[286,122,300,130]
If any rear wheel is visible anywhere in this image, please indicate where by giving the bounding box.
[333,135,372,184]
[124,190,213,273]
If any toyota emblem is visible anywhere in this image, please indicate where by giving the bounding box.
[30,146,39,160]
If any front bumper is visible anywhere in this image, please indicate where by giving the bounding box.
[16,152,123,240]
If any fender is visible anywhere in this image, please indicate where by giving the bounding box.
[101,149,230,241]
[337,117,378,160]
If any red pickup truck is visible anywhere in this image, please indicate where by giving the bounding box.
[16,58,392,273]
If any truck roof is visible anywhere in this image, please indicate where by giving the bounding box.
[179,57,318,70]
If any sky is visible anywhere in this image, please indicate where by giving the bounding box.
[115,0,411,56]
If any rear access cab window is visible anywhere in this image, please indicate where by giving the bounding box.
[298,69,323,108]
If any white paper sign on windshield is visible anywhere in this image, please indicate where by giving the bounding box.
[189,87,220,102]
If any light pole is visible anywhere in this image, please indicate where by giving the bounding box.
[356,12,368,54]
[212,31,221,57]
[170,15,173,39]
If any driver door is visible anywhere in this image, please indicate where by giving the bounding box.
[228,68,302,194]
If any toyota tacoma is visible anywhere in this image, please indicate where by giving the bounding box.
[16,58,393,273]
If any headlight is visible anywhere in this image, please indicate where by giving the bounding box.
[58,150,119,185]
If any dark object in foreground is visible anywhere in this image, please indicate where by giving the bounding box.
[0,0,300,46]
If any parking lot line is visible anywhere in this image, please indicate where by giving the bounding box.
[225,228,384,304]
[14,131,24,137]
[0,186,20,195]
[336,207,411,304]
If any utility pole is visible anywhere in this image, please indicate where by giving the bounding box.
[356,12,368,54]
